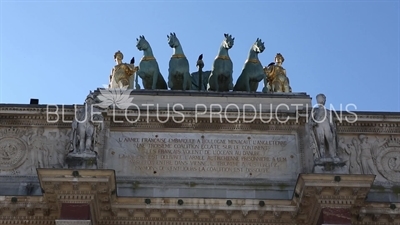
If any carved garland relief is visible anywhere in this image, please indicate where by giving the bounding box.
[375,138,400,182]
[0,137,27,170]
[0,128,28,173]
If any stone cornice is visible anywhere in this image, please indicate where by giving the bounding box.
[356,203,400,223]
[56,220,91,225]
[292,174,377,224]
[95,89,311,98]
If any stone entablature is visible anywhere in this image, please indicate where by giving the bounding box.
[0,91,399,224]
[1,92,399,185]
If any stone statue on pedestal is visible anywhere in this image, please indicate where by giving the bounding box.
[108,51,137,89]
[69,91,103,155]
[67,91,103,169]
[263,53,292,93]
[309,94,344,173]
[310,94,338,161]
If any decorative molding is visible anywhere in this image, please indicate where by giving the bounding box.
[1,100,400,224]
[55,220,92,225]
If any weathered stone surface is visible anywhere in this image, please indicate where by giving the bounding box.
[106,131,300,180]
[66,153,97,169]
[55,221,91,225]
[0,90,400,209]
[0,127,69,176]
[107,89,311,112]
[319,208,351,224]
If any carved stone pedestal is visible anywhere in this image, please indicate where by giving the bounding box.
[313,158,348,174]
[66,153,97,169]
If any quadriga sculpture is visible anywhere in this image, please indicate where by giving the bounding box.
[167,32,192,90]
[233,38,266,92]
[207,33,235,92]
[135,35,168,90]
[263,53,292,93]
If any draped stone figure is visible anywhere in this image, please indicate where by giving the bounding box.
[309,94,339,162]
[69,91,103,155]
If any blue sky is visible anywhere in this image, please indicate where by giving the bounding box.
[0,0,399,111]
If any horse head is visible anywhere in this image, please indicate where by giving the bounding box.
[136,35,149,51]
[253,38,265,54]
[223,33,235,50]
[167,32,180,48]
[85,91,97,105]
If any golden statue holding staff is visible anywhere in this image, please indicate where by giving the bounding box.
[108,51,138,89]
[263,53,292,93]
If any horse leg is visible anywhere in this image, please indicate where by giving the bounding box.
[207,72,215,91]
[168,76,174,90]
[250,81,259,92]
[214,74,219,92]
[183,72,190,90]
[245,76,251,92]
[152,72,158,90]
[228,75,233,91]
[262,76,269,93]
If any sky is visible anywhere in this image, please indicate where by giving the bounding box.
[0,0,399,112]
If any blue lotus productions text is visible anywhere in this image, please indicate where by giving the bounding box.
[46,103,358,124]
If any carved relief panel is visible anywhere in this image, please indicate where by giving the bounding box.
[0,128,28,174]
[0,127,71,175]
[337,134,400,183]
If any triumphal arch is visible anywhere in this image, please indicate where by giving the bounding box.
[0,36,399,224]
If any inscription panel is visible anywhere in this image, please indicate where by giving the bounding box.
[107,132,300,180]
